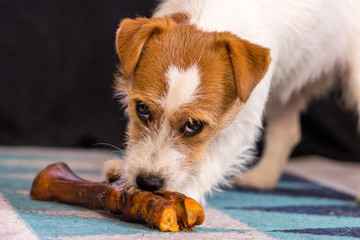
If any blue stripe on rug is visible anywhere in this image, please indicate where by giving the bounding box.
[234,205,360,217]
[269,232,357,240]
[208,191,352,208]
[276,181,324,190]
[273,227,360,238]
[228,186,354,200]
[0,153,63,161]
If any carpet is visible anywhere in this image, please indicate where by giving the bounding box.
[0,146,359,240]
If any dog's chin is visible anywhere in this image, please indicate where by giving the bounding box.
[164,178,207,205]
[162,171,207,205]
[163,171,190,192]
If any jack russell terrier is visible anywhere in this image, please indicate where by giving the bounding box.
[104,0,360,204]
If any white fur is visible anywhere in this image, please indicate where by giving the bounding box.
[164,65,201,114]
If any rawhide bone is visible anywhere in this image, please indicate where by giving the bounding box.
[30,162,204,232]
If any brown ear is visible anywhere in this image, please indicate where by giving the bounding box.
[115,16,176,80]
[216,32,271,102]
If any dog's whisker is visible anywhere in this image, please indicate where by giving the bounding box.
[93,143,124,155]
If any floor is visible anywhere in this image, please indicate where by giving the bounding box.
[0,146,359,240]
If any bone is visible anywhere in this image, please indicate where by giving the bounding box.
[30,162,204,232]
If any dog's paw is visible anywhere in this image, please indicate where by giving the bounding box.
[103,158,124,183]
[233,165,279,190]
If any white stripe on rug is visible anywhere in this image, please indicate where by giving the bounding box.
[0,193,38,240]
[58,232,272,240]
[56,207,273,240]
[0,173,103,182]
[0,146,113,160]
[285,156,360,197]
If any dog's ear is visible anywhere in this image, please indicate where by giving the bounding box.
[115,16,176,80]
[216,32,271,102]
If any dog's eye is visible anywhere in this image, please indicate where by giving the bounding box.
[136,101,152,123]
[181,120,204,137]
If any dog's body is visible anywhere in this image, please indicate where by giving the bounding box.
[105,0,360,203]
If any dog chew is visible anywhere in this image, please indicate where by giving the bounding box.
[30,162,204,232]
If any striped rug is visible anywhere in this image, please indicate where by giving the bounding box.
[0,146,359,240]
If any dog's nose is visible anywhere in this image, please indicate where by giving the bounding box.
[136,174,164,191]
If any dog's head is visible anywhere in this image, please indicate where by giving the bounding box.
[114,13,270,197]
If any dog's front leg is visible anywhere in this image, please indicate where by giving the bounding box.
[234,95,306,189]
[104,158,124,183]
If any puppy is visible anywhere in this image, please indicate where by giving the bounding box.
[105,0,360,203]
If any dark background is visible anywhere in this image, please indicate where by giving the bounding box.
[0,1,359,161]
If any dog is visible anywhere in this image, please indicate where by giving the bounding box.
[104,0,360,204]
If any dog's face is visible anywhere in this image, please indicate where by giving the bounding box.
[114,13,270,196]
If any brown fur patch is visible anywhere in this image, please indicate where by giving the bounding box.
[215,32,271,102]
